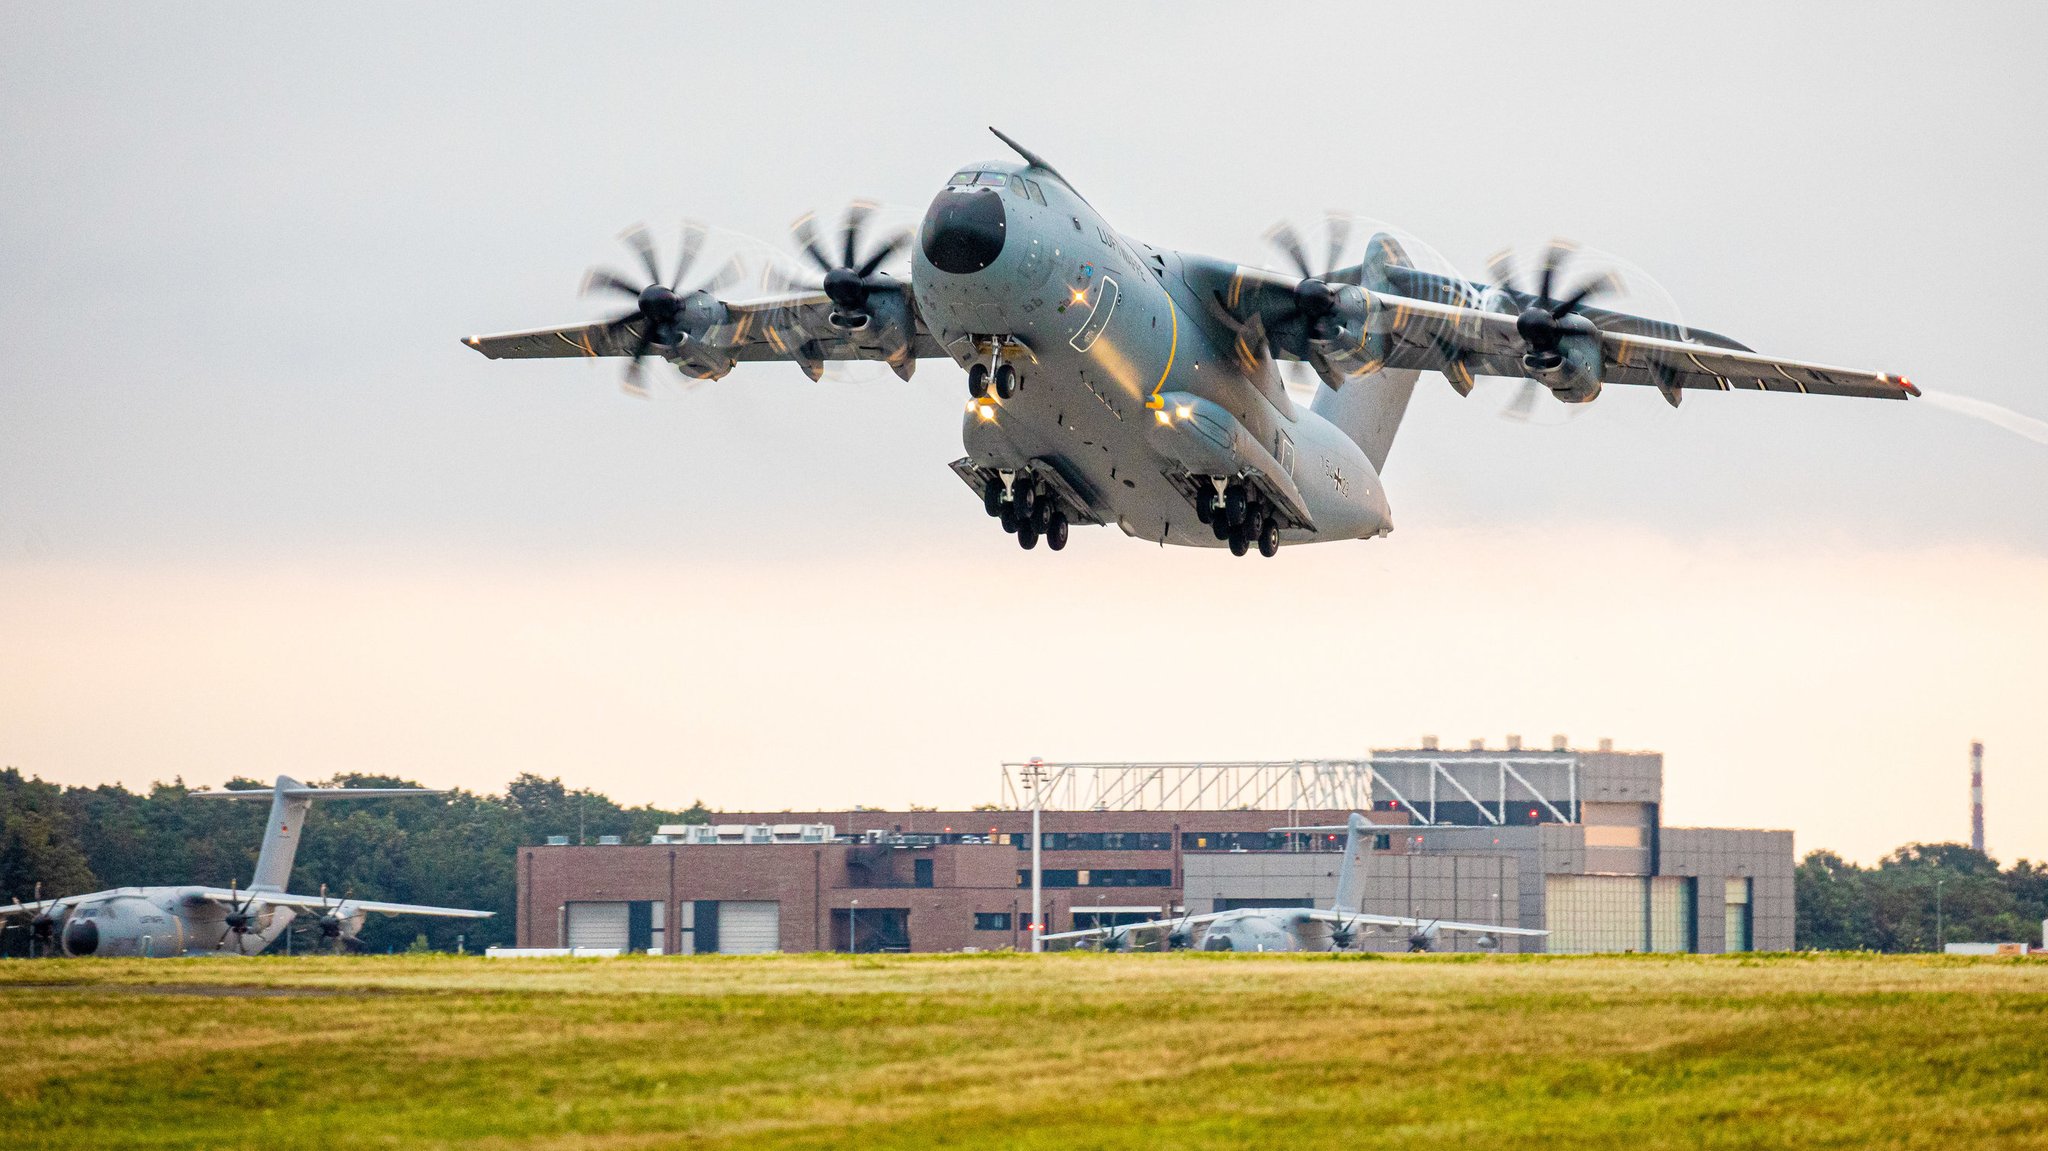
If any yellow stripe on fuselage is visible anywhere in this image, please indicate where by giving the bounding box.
[1147,295,1178,410]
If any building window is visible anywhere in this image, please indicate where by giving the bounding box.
[1017,869,1174,889]
[1724,877,1753,952]
[974,912,1012,931]
[1017,832,1173,851]
[914,858,934,888]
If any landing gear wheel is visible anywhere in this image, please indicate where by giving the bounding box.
[967,362,990,399]
[1032,501,1055,533]
[1193,483,1213,525]
[1211,514,1231,541]
[1224,486,1248,527]
[1017,523,1040,550]
[983,477,1004,517]
[1047,513,1069,551]
[1227,527,1250,557]
[999,503,1020,534]
[1013,483,1036,522]
[993,362,1020,399]
[1257,517,1280,558]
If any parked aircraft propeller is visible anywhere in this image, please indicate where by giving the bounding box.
[773,202,917,380]
[1328,914,1361,951]
[216,878,259,953]
[1406,919,1443,953]
[315,883,365,953]
[582,222,747,397]
[1098,926,1131,953]
[1164,907,1199,951]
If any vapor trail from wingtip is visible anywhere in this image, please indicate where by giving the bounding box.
[1918,389,2048,447]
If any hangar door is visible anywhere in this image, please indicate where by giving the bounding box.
[716,901,780,954]
[564,901,630,950]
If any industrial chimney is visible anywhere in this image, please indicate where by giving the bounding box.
[1970,741,1985,855]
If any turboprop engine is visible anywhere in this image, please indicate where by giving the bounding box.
[1489,242,1620,405]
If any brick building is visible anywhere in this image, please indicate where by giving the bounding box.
[515,742,1794,954]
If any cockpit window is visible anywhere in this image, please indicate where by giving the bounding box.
[1025,179,1047,205]
[948,171,976,186]
[973,171,1007,187]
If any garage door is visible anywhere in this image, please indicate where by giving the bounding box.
[565,901,630,950]
[717,901,780,954]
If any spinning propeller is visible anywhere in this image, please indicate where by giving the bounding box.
[1486,241,1622,413]
[582,222,744,396]
[775,202,917,378]
[1406,919,1443,953]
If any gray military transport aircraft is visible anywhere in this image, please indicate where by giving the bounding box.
[466,128,1918,557]
[1041,813,1546,953]
[0,777,490,958]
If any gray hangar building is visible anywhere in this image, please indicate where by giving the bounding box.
[515,741,1791,955]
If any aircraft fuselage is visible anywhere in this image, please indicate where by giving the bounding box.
[912,159,1392,549]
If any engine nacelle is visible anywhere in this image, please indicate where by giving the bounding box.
[1525,327,1604,404]
[1307,284,1386,379]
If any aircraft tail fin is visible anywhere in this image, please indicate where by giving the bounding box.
[1311,368,1419,474]
[1271,813,1372,915]
[191,776,446,892]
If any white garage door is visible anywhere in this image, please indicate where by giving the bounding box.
[717,901,780,954]
[565,901,630,950]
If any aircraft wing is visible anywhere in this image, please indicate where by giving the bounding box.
[1039,912,1224,943]
[0,898,67,919]
[463,291,948,369]
[1298,909,1546,937]
[1366,291,1917,403]
[192,888,493,919]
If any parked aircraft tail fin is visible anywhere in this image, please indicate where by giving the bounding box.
[191,776,446,892]
[1271,813,1373,915]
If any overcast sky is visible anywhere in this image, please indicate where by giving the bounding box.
[3,3,2044,865]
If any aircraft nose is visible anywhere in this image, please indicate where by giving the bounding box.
[920,187,1006,274]
[63,918,99,956]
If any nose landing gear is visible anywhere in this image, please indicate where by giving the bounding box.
[964,337,1028,401]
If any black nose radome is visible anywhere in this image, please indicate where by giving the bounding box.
[64,919,99,956]
[921,188,1006,274]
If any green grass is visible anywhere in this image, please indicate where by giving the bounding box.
[2,952,2044,1149]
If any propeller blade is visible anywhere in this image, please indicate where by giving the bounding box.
[621,226,662,287]
[1553,270,1623,317]
[840,201,877,270]
[1504,380,1542,422]
[1485,249,1518,296]
[692,253,747,297]
[669,221,706,291]
[581,268,645,299]
[1268,222,1313,280]
[1323,212,1351,278]
[791,214,835,275]
[855,231,909,278]
[1537,243,1565,304]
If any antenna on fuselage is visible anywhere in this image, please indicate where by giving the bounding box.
[988,127,1065,182]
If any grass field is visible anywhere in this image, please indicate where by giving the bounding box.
[2,952,2044,1149]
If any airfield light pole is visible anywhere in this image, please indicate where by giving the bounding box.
[1936,878,1945,953]
[851,898,859,955]
[1026,759,1046,952]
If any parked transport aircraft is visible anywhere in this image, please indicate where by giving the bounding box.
[0,777,490,958]
[1041,813,1546,953]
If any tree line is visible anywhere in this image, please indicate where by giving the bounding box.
[5,767,2045,954]
[0,768,708,954]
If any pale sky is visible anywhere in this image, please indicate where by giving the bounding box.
[3,4,2044,865]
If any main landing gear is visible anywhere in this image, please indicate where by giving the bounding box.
[985,474,1069,552]
[1192,478,1281,558]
